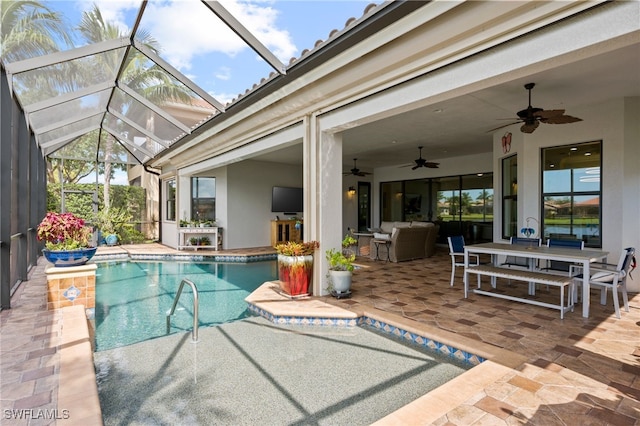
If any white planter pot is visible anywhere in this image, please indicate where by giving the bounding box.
[328,270,352,294]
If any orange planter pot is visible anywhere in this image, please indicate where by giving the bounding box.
[277,254,314,296]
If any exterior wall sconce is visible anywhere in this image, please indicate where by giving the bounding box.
[348,186,356,196]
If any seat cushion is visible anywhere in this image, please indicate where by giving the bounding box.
[590,271,614,283]
[373,232,391,241]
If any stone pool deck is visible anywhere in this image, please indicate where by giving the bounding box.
[1,243,639,425]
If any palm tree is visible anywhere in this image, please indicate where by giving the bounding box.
[461,192,473,215]
[476,189,493,221]
[76,4,193,210]
[0,0,72,63]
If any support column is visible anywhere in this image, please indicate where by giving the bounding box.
[305,114,343,296]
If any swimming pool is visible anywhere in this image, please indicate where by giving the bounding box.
[94,260,277,351]
[95,315,471,425]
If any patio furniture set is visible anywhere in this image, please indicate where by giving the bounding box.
[448,236,635,319]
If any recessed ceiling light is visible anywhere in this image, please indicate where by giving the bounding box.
[584,152,591,156]
[549,164,555,168]
[477,173,483,176]
[433,108,443,113]
[570,147,578,151]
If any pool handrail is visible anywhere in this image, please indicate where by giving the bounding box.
[166,278,199,343]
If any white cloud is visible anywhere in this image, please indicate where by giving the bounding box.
[215,66,232,81]
[134,0,296,72]
[209,91,238,106]
[76,0,140,35]
[220,0,297,61]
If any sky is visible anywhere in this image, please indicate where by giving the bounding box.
[47,0,376,105]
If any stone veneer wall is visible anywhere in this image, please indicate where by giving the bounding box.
[45,263,97,318]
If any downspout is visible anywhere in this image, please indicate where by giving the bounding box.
[143,165,162,242]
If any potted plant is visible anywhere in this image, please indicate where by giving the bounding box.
[37,212,97,267]
[93,207,132,246]
[274,240,319,296]
[326,248,356,296]
[342,233,358,257]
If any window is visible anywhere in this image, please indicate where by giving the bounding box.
[191,177,216,221]
[435,176,461,222]
[541,141,601,247]
[502,155,517,239]
[380,181,404,222]
[165,178,176,221]
[357,181,371,232]
[380,173,493,243]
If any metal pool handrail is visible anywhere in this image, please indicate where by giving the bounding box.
[166,279,199,343]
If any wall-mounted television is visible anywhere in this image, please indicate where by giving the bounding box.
[272,186,303,214]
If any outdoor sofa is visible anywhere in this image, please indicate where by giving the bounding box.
[369,221,439,262]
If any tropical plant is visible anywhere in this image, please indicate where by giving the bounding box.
[46,136,103,184]
[93,207,132,240]
[325,248,355,272]
[36,212,92,251]
[0,0,72,63]
[274,240,319,256]
[342,233,358,248]
[76,5,194,210]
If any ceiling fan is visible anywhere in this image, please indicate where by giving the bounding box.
[405,146,439,170]
[492,82,582,134]
[343,158,371,176]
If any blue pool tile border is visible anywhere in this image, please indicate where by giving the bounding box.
[362,317,486,366]
[247,304,359,327]
[246,304,486,367]
[93,253,277,263]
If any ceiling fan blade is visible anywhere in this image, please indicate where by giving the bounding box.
[521,121,539,133]
[534,109,565,119]
[540,114,582,124]
[426,162,439,168]
[411,164,420,170]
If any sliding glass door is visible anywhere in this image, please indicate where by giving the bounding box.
[380,173,493,243]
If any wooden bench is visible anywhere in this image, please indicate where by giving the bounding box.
[464,265,574,319]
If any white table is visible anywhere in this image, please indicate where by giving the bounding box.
[464,242,608,318]
[178,227,222,250]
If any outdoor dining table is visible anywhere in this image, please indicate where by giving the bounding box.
[464,242,609,318]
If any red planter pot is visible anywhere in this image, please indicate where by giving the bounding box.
[277,254,314,296]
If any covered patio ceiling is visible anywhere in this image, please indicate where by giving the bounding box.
[256,42,640,172]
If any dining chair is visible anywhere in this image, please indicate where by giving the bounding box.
[447,235,480,287]
[540,238,584,274]
[501,237,541,269]
[572,247,636,318]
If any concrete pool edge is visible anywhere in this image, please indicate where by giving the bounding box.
[358,308,527,425]
[59,305,103,425]
[246,283,524,365]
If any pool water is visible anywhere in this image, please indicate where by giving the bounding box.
[95,316,472,425]
[94,260,277,351]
